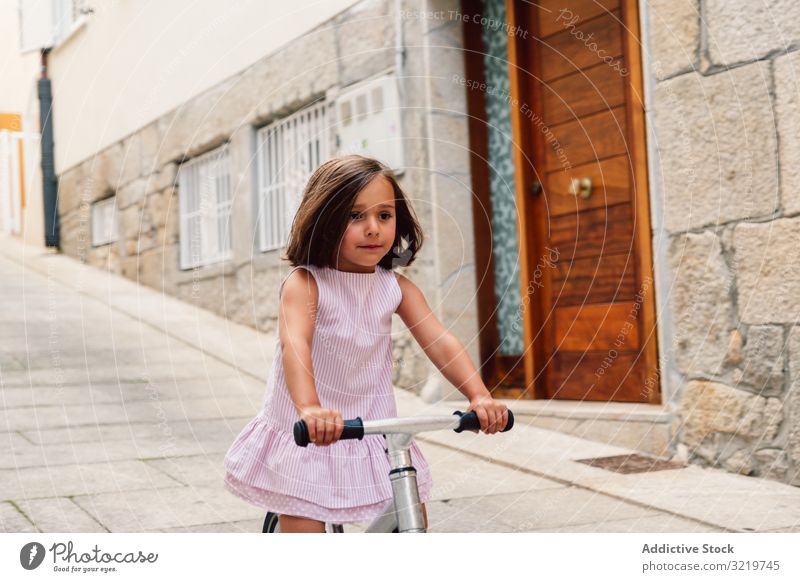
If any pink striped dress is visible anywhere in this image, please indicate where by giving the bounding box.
[223,264,433,523]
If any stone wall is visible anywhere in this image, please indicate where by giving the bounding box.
[649,0,800,485]
[56,0,478,396]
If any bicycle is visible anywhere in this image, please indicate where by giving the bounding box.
[261,409,515,533]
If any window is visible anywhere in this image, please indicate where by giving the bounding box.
[178,145,233,269]
[19,0,89,53]
[90,196,118,247]
[255,101,329,252]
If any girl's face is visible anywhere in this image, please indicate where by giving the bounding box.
[335,176,396,273]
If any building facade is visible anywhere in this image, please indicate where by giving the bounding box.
[13,0,799,486]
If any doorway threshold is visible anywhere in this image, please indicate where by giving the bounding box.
[498,399,673,458]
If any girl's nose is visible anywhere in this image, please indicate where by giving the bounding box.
[365,215,380,235]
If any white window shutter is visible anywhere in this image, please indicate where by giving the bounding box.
[18,0,55,52]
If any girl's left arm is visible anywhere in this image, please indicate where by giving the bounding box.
[395,273,509,434]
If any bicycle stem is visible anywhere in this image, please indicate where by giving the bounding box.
[366,432,427,533]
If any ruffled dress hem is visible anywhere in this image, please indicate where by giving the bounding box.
[225,473,432,524]
[224,415,433,523]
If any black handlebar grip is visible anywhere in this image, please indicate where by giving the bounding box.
[454,409,514,433]
[293,417,365,447]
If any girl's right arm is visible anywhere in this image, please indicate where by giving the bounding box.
[279,269,343,446]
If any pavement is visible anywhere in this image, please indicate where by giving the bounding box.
[1,234,799,533]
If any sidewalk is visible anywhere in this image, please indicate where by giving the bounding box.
[1,235,798,533]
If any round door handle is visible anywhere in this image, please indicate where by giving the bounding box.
[569,177,592,199]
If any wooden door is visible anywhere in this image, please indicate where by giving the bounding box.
[508,0,659,402]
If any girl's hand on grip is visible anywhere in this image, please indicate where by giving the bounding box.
[467,396,509,435]
[299,406,344,446]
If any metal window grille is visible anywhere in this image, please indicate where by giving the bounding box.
[255,101,329,252]
[90,196,118,247]
[178,145,233,269]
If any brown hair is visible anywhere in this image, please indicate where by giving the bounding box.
[283,155,423,270]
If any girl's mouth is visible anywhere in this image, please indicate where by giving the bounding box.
[359,245,383,251]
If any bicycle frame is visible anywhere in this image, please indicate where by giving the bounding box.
[358,414,463,533]
[273,409,512,533]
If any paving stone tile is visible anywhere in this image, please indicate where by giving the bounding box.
[158,518,263,533]
[71,485,262,532]
[22,416,251,446]
[0,397,258,431]
[14,497,108,532]
[525,513,723,533]
[1,459,181,500]
[0,500,37,533]
[145,453,227,487]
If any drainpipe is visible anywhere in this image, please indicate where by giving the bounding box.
[38,48,59,247]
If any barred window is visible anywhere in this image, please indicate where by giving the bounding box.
[255,101,329,252]
[178,145,233,269]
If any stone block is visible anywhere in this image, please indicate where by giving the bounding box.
[391,325,429,392]
[725,329,743,365]
[721,448,754,475]
[787,328,800,469]
[117,177,147,210]
[139,121,161,177]
[335,0,395,88]
[647,0,700,79]
[162,187,180,246]
[654,63,779,232]
[734,217,800,324]
[138,249,165,291]
[667,231,733,376]
[680,380,783,451]
[426,21,468,115]
[706,0,800,67]
[92,141,125,196]
[118,202,143,243]
[738,325,786,396]
[119,132,142,187]
[155,78,233,168]
[774,51,800,216]
[754,448,789,482]
[248,23,338,126]
[57,162,89,215]
[151,163,178,194]
[429,111,471,175]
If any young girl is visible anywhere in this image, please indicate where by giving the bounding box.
[223,155,509,532]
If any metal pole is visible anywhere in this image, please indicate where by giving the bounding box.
[38,49,59,247]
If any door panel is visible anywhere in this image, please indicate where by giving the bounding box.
[539,11,624,82]
[547,155,630,215]
[542,62,626,126]
[550,352,645,401]
[544,106,628,169]
[511,0,659,402]
[536,0,620,38]
[552,252,637,305]
[549,203,635,259]
[554,302,641,352]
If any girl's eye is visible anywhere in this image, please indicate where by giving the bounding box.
[350,211,393,220]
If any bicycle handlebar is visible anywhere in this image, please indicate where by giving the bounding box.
[293,409,514,447]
